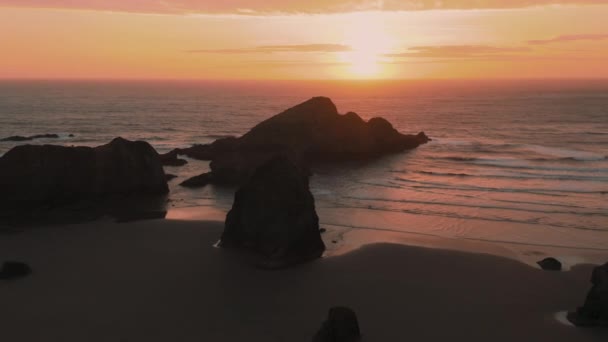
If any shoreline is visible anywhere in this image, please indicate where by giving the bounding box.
[5,201,605,271]
[164,205,608,270]
[1,218,607,341]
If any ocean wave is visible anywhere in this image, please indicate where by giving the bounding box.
[416,171,470,177]
[584,131,608,136]
[358,179,607,198]
[324,203,608,234]
[436,156,479,162]
[204,134,237,140]
[471,159,608,172]
[413,170,608,182]
[433,154,606,164]
[322,222,608,251]
[393,177,607,196]
[384,182,607,212]
[341,195,608,218]
[431,140,607,162]
[529,156,607,162]
[525,145,606,161]
[139,135,167,141]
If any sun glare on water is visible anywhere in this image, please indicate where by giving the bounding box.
[339,13,396,79]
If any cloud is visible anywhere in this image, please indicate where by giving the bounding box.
[528,34,608,45]
[187,44,352,54]
[386,45,531,58]
[1,0,607,15]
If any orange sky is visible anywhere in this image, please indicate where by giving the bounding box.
[1,1,608,79]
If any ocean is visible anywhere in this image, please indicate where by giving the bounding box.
[1,79,607,263]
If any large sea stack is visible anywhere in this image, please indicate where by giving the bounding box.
[0,137,169,208]
[177,97,430,187]
[220,156,325,268]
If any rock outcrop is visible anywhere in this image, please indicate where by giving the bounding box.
[179,173,214,188]
[220,156,325,268]
[159,151,188,167]
[0,137,169,207]
[537,257,562,271]
[176,97,429,187]
[568,262,608,326]
[313,307,361,342]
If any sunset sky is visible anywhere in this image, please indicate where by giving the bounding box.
[1,1,608,79]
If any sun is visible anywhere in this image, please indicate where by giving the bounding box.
[344,50,381,78]
[338,13,396,79]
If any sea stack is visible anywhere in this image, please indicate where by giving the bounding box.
[568,262,608,326]
[0,137,169,208]
[220,156,325,268]
[158,150,188,166]
[177,97,430,187]
[313,307,362,342]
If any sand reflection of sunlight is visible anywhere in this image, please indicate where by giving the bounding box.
[339,12,395,78]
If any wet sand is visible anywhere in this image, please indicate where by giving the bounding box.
[0,219,606,341]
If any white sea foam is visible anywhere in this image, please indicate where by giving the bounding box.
[526,145,606,161]
[554,311,575,327]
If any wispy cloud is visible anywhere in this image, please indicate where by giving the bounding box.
[386,45,531,59]
[528,34,608,45]
[1,0,607,15]
[187,44,352,54]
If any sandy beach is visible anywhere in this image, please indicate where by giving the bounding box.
[1,218,606,342]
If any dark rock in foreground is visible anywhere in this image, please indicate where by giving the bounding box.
[537,257,562,271]
[0,261,31,280]
[159,151,188,167]
[176,97,430,187]
[1,134,60,142]
[313,307,361,342]
[220,156,325,268]
[0,137,169,207]
[165,174,178,181]
[568,262,608,327]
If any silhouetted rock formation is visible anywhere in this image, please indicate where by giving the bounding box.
[165,174,178,181]
[537,257,562,271]
[0,137,169,207]
[177,137,239,161]
[0,261,31,280]
[568,262,608,326]
[1,134,60,142]
[179,173,214,188]
[176,97,429,187]
[220,156,325,268]
[159,151,188,166]
[313,307,361,342]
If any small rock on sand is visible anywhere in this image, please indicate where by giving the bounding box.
[537,257,562,271]
[313,307,361,342]
[0,261,32,280]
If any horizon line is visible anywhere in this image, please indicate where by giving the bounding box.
[2,77,608,82]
